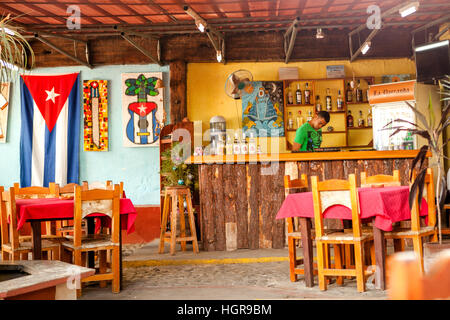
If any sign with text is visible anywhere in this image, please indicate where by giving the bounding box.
[368,80,415,104]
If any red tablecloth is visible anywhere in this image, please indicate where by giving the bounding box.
[15,198,137,234]
[276,186,428,232]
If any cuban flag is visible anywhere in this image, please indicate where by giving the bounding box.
[20,73,80,187]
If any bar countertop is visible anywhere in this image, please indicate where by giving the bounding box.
[187,149,424,164]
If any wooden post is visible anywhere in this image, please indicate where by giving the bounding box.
[169,60,187,124]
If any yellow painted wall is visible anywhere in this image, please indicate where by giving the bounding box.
[187,58,416,153]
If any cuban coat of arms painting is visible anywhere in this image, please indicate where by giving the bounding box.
[0,82,11,143]
[122,72,163,147]
[83,80,108,151]
[241,81,284,137]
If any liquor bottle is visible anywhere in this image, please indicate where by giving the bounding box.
[346,82,353,103]
[296,110,303,129]
[315,95,322,113]
[356,80,363,102]
[217,134,225,155]
[347,110,354,127]
[307,110,313,122]
[367,108,373,127]
[288,112,294,130]
[295,83,302,105]
[240,132,248,154]
[248,132,257,155]
[325,88,332,111]
[358,110,365,127]
[287,88,294,105]
[366,79,372,102]
[337,90,343,111]
[233,133,241,155]
[304,83,311,105]
[225,134,233,155]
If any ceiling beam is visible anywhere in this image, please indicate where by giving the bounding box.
[284,17,300,64]
[33,34,93,69]
[120,32,162,66]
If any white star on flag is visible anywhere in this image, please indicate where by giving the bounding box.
[138,104,147,115]
[45,87,60,103]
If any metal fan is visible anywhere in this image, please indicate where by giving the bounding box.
[224,69,253,99]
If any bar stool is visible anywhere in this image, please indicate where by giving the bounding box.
[159,186,199,255]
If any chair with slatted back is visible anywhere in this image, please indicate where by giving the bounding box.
[57,182,88,236]
[60,184,121,295]
[0,186,60,261]
[13,182,61,240]
[360,170,401,188]
[384,168,437,274]
[311,174,374,292]
[284,175,344,284]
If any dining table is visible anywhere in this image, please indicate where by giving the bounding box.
[14,197,137,288]
[276,185,429,290]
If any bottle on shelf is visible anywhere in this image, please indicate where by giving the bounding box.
[248,132,257,155]
[288,112,294,130]
[295,83,302,105]
[287,88,294,105]
[367,108,373,127]
[358,110,365,127]
[296,110,303,129]
[337,90,343,111]
[356,79,363,102]
[225,134,233,155]
[304,82,311,105]
[217,134,225,155]
[233,132,241,155]
[347,110,354,127]
[315,95,322,112]
[307,110,313,122]
[402,131,414,150]
[326,88,332,111]
[346,82,353,103]
[240,132,248,154]
[366,79,372,102]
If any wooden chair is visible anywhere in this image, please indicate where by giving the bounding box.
[360,170,401,188]
[60,184,121,295]
[311,174,374,292]
[56,182,88,236]
[384,168,437,274]
[13,182,61,239]
[0,186,60,261]
[388,250,450,300]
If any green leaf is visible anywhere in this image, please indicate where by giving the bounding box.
[428,93,435,129]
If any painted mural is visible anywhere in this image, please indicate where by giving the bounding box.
[83,80,108,151]
[241,81,284,137]
[122,72,163,147]
[0,82,10,143]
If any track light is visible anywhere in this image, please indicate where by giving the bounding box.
[399,1,419,18]
[195,20,205,33]
[216,50,222,62]
[316,28,324,39]
[361,41,371,55]
[415,40,449,52]
[0,27,14,36]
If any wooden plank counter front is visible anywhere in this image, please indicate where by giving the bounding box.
[187,150,425,251]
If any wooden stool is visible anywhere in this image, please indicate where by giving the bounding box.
[159,186,199,255]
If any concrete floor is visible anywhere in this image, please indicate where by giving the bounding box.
[80,240,390,300]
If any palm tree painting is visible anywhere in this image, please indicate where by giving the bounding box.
[122,72,164,147]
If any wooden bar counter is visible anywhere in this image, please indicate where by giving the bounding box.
[187,150,423,252]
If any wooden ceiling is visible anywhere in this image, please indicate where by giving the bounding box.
[3,0,450,38]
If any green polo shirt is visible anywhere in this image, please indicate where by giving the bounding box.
[294,122,322,151]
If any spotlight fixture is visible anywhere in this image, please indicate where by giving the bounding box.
[415,40,449,52]
[195,20,205,33]
[0,27,14,36]
[361,41,371,55]
[316,28,324,39]
[216,50,223,63]
[399,1,419,18]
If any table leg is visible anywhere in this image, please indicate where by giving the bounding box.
[31,221,42,260]
[87,218,95,268]
[373,221,386,290]
[299,217,314,287]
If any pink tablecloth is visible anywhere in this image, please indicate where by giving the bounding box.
[276,186,428,232]
[15,197,137,234]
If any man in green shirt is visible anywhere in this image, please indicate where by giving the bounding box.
[292,111,330,152]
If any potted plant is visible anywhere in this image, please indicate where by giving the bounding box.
[0,14,34,82]
[385,76,450,271]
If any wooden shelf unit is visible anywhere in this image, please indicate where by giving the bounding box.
[283,76,374,151]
